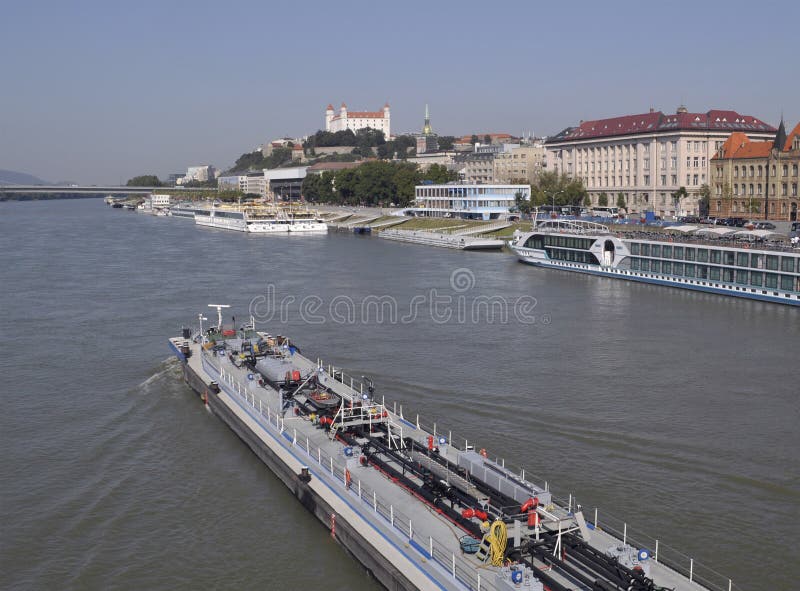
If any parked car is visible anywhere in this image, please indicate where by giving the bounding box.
[753,221,776,230]
[677,215,702,224]
[722,217,747,227]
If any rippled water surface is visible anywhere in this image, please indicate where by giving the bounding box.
[1,199,797,590]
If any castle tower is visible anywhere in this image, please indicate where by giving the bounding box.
[325,104,334,132]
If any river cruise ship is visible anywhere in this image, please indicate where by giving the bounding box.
[194,205,327,233]
[510,220,800,306]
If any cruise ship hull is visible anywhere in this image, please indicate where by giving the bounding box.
[514,250,800,306]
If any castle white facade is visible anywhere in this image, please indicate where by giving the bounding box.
[325,102,391,138]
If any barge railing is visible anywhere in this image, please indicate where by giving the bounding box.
[208,347,738,591]
[209,355,501,591]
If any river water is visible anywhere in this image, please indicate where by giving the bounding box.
[1,199,797,590]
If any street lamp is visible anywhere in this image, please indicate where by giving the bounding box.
[549,189,566,218]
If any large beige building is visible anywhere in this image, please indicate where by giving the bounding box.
[546,107,776,216]
[711,121,800,221]
[494,144,546,184]
[325,102,391,138]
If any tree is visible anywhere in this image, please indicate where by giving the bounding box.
[421,164,457,184]
[470,134,479,145]
[438,136,455,151]
[529,171,588,207]
[483,134,491,145]
[598,192,609,207]
[616,193,626,211]
[672,186,688,216]
[514,190,532,214]
[126,175,161,187]
[698,184,711,217]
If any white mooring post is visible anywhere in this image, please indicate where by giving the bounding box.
[451,553,455,578]
[318,449,321,464]
[568,494,572,513]
[306,437,310,453]
[594,508,598,528]
[416,414,419,429]
[409,519,413,540]
[689,558,693,582]
[293,428,297,445]
[358,480,361,499]
[655,539,659,562]
[429,536,433,558]
[390,505,394,527]
[477,573,481,590]
[373,491,377,512]
[330,457,333,475]
[623,523,627,545]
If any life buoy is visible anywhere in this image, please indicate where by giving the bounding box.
[479,448,488,458]
[744,243,750,249]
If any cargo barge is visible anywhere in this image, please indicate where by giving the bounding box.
[169,305,736,591]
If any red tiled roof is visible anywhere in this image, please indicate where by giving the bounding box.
[457,133,514,142]
[713,132,771,160]
[549,109,775,143]
[348,111,386,118]
[785,122,800,151]
[326,104,334,110]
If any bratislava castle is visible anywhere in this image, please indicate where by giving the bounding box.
[325,102,391,138]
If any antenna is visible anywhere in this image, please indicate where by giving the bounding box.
[208,304,230,330]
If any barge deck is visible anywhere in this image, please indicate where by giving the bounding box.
[169,312,728,591]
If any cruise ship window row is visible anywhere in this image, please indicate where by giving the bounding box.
[628,258,799,292]
[628,243,797,273]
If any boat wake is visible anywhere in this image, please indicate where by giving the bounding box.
[137,357,180,389]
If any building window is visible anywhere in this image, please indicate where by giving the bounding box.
[783,165,789,177]
[671,175,677,185]
[734,166,739,178]
[661,175,667,186]
[644,175,650,185]
[782,183,788,196]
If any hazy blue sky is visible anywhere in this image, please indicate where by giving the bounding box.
[2,0,798,184]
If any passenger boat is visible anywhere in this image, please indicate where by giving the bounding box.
[284,208,328,233]
[194,204,327,233]
[510,219,800,306]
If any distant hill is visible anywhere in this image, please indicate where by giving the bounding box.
[0,169,50,185]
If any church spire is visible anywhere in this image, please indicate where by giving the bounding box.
[422,104,433,136]
[774,116,787,152]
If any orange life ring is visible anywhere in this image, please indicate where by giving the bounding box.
[479,448,488,458]
[744,243,750,249]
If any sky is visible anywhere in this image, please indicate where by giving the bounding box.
[1,0,798,185]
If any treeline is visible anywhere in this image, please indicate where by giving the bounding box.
[127,175,162,187]
[304,129,417,160]
[514,171,588,213]
[302,162,456,207]
[228,147,293,174]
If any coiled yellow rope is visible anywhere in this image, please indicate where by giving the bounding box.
[487,520,507,566]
